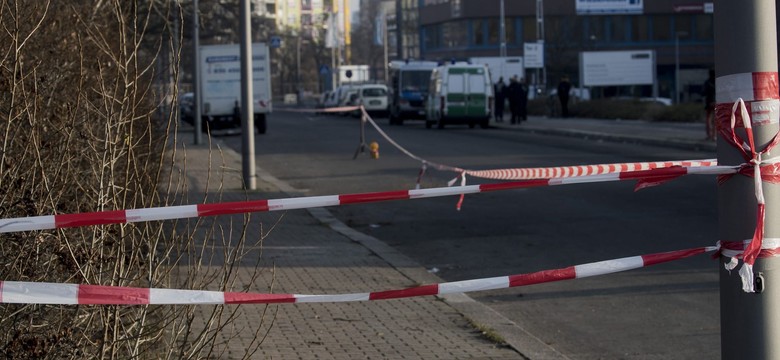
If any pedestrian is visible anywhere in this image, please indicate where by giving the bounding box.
[518,77,529,121]
[494,77,506,122]
[557,76,572,118]
[703,69,716,140]
[507,76,523,124]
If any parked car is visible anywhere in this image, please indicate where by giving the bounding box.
[354,84,389,118]
[179,92,195,124]
[322,90,340,109]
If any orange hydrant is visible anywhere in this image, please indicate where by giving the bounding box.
[369,141,379,159]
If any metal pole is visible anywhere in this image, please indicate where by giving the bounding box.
[239,0,256,190]
[717,0,779,358]
[675,32,687,104]
[193,0,202,145]
[383,13,389,83]
[499,0,506,57]
[675,33,680,104]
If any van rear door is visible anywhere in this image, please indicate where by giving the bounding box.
[466,71,488,118]
[445,70,467,117]
[445,67,488,118]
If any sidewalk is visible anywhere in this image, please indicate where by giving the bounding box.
[492,115,717,153]
[171,115,713,359]
[170,137,532,359]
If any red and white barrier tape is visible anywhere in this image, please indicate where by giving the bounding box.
[0,166,736,234]
[462,159,718,180]
[0,246,716,305]
[358,108,717,181]
[715,72,780,292]
[279,105,361,114]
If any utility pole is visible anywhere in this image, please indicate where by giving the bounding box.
[535,0,545,93]
[383,12,389,83]
[239,0,256,190]
[193,0,202,145]
[499,0,506,57]
[716,0,780,359]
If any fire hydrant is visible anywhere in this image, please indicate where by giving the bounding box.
[369,141,380,159]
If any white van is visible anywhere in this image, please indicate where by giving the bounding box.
[355,84,389,117]
[425,63,493,129]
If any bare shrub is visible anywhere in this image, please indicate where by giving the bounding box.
[0,1,269,358]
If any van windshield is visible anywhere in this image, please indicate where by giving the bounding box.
[362,88,387,97]
[400,70,432,92]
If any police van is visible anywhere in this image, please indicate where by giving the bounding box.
[425,62,493,129]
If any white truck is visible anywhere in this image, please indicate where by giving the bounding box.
[469,56,525,85]
[199,43,272,134]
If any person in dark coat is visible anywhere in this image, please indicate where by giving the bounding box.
[494,77,506,122]
[518,77,529,121]
[557,76,572,118]
[507,76,524,124]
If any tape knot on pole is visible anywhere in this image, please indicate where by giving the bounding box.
[717,99,780,292]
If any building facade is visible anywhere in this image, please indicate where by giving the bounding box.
[417,0,714,101]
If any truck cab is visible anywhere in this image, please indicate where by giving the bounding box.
[387,60,438,125]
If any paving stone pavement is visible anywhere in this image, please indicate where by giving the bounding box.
[165,136,525,359]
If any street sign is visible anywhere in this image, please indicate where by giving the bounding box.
[319,64,330,75]
[524,42,545,69]
[270,36,282,48]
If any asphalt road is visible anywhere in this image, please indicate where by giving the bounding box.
[222,110,721,359]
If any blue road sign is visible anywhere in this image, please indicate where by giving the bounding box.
[319,64,330,75]
[270,36,282,48]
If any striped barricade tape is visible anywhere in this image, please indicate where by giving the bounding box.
[0,246,716,305]
[0,166,737,234]
[278,105,360,114]
[358,108,718,181]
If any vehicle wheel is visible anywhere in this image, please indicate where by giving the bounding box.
[425,120,433,129]
[468,122,476,129]
[389,110,398,125]
[479,118,489,129]
[254,114,267,134]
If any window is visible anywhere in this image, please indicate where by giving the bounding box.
[473,19,485,46]
[610,16,627,42]
[506,18,515,44]
[630,16,649,42]
[674,15,692,37]
[693,14,713,40]
[444,21,467,48]
[488,18,500,45]
[586,16,604,42]
[546,17,564,41]
[521,17,536,42]
[652,15,671,41]
[423,24,442,49]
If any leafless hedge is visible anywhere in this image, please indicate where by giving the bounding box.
[0,1,268,358]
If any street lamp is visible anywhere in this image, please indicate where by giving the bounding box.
[675,31,688,104]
